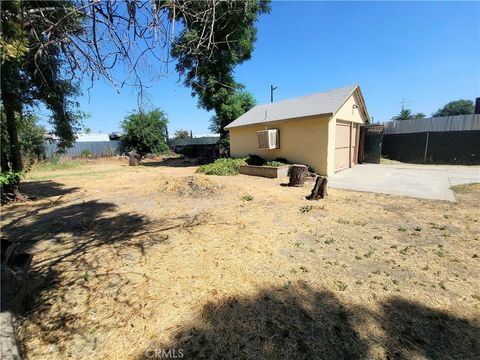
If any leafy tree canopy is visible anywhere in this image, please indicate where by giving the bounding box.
[121,109,169,155]
[1,0,84,172]
[392,109,425,121]
[174,130,191,139]
[432,100,474,117]
[209,90,256,134]
[173,1,270,139]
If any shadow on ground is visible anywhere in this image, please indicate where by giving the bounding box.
[137,281,480,360]
[142,158,198,168]
[20,180,81,198]
[1,182,211,358]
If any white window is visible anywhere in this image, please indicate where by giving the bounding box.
[257,129,280,149]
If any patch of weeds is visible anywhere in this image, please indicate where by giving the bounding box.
[450,183,475,194]
[336,281,348,291]
[240,193,254,201]
[390,244,398,249]
[294,242,303,247]
[373,235,383,240]
[398,227,407,232]
[197,158,246,176]
[309,249,315,253]
[355,255,362,260]
[392,279,399,285]
[364,249,375,258]
[414,226,422,232]
[299,266,309,273]
[434,249,445,257]
[283,281,292,289]
[299,205,314,213]
[443,214,449,219]
[355,280,363,285]
[324,238,335,245]
[400,246,411,255]
[337,218,350,225]
[422,265,430,271]
[372,269,381,275]
[472,293,480,301]
[83,270,90,282]
[439,281,447,290]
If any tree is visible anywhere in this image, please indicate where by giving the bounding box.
[1,109,46,170]
[1,0,83,175]
[392,109,425,121]
[121,109,169,155]
[173,1,270,144]
[433,100,474,117]
[209,90,256,134]
[174,130,191,139]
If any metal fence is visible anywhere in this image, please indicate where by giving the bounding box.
[381,115,480,164]
[43,140,124,158]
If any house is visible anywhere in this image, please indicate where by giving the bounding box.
[225,85,370,176]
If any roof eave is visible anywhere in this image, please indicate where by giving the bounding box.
[225,112,333,130]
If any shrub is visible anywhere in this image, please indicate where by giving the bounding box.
[81,149,91,157]
[273,157,290,164]
[0,170,24,194]
[197,158,246,176]
[265,160,287,167]
[245,154,265,166]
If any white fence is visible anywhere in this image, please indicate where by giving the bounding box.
[44,140,124,158]
[383,114,480,135]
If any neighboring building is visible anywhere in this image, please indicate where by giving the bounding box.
[75,133,110,142]
[225,85,370,176]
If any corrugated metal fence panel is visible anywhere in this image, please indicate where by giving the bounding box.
[168,136,219,147]
[383,115,480,135]
[44,140,124,158]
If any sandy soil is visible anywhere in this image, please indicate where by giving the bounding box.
[2,157,479,359]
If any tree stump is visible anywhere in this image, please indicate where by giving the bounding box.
[128,150,141,166]
[288,164,308,187]
[306,176,328,200]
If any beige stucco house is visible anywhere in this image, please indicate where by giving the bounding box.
[225,85,370,176]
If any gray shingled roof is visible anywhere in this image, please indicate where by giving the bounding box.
[225,85,357,129]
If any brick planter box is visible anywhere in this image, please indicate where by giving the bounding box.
[239,165,290,179]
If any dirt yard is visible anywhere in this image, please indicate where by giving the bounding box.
[2,157,479,359]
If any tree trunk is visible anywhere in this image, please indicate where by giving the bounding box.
[2,95,23,172]
[306,176,328,200]
[288,164,308,187]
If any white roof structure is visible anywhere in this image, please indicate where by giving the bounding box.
[225,85,368,129]
[75,133,110,142]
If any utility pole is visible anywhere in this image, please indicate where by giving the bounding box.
[270,85,278,103]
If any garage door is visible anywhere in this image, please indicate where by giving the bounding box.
[335,121,351,172]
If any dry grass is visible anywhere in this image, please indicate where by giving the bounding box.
[1,158,479,359]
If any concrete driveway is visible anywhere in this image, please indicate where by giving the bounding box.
[329,164,480,201]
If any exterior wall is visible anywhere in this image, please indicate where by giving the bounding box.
[327,93,368,174]
[229,115,331,175]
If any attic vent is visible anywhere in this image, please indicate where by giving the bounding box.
[257,129,280,149]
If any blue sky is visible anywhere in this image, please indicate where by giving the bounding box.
[44,1,479,134]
